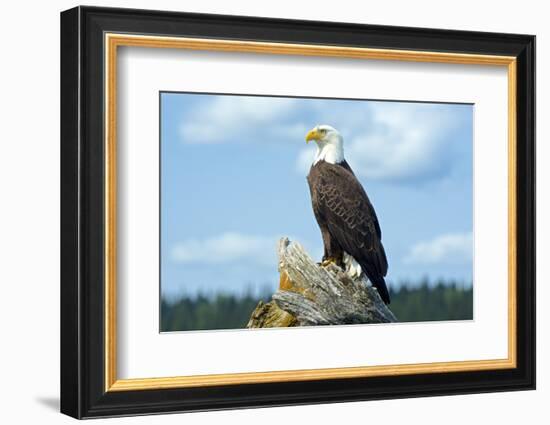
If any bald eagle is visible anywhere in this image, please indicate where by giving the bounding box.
[305,125,390,304]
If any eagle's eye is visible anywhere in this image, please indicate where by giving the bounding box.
[320,128,327,136]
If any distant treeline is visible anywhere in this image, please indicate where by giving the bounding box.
[389,281,473,323]
[161,280,472,332]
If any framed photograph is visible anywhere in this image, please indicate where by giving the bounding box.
[60,6,535,419]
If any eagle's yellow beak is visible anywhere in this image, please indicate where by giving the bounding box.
[305,128,320,144]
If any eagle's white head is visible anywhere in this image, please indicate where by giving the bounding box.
[305,124,345,165]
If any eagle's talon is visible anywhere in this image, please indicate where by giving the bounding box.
[320,258,338,268]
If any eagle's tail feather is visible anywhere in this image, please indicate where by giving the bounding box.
[370,275,391,305]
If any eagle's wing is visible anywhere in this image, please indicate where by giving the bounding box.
[315,164,389,302]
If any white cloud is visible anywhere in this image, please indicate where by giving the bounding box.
[404,232,473,265]
[345,103,466,182]
[179,96,302,144]
[177,95,470,182]
[171,232,278,266]
[294,102,469,182]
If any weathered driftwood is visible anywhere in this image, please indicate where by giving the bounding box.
[247,238,396,328]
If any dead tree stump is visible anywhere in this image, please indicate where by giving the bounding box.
[247,238,396,328]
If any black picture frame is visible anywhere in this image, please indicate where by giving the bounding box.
[61,5,535,419]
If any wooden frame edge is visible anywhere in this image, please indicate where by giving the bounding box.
[108,358,516,391]
[507,59,518,369]
[104,33,518,393]
[105,32,118,391]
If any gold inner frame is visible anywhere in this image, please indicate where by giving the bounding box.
[104,33,518,392]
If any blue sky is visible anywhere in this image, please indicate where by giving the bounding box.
[160,92,473,300]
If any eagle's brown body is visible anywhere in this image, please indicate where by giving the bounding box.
[307,160,390,304]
